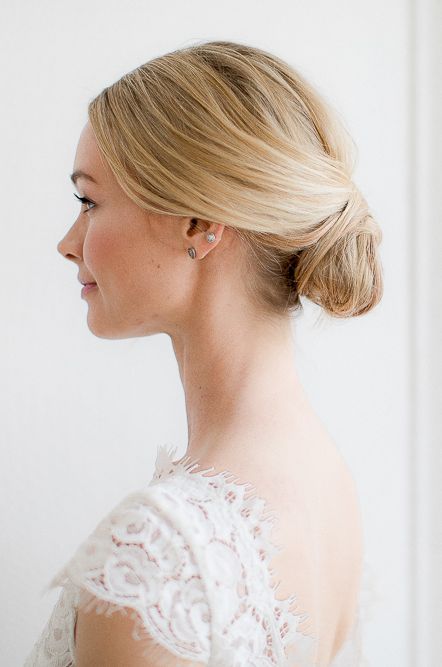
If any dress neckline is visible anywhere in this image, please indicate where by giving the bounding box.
[152,443,320,650]
[151,441,313,605]
[150,442,379,666]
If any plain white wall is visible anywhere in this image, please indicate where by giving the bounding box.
[412,0,442,664]
[1,0,436,665]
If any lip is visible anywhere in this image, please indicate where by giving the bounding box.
[81,283,97,297]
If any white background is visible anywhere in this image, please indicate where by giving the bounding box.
[1,1,440,666]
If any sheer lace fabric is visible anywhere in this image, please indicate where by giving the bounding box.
[24,443,379,667]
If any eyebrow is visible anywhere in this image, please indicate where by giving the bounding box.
[70,170,98,185]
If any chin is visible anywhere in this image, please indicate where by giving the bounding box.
[85,316,125,340]
[86,315,154,340]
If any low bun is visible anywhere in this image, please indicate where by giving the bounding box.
[293,185,384,318]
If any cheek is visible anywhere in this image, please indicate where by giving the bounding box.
[83,225,158,293]
[83,226,121,280]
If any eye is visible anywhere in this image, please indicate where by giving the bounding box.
[74,192,95,211]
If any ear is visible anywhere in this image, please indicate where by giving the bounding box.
[182,218,227,259]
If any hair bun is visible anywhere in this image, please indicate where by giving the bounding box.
[293,184,384,318]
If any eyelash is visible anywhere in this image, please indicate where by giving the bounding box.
[74,192,95,211]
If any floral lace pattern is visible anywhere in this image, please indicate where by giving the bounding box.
[24,443,379,666]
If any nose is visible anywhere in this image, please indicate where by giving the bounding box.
[57,215,83,261]
[57,236,73,260]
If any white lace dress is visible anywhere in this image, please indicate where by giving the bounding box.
[24,444,379,667]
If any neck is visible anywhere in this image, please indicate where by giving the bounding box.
[170,306,315,466]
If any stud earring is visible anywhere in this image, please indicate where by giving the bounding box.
[187,232,216,258]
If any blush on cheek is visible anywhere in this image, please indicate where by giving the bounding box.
[83,231,118,286]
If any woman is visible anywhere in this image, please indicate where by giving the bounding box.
[25,40,382,667]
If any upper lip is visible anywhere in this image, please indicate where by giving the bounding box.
[78,276,96,285]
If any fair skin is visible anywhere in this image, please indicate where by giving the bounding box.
[58,121,363,666]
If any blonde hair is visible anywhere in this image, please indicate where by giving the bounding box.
[88,40,384,319]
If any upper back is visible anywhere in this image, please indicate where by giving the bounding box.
[262,438,364,665]
[159,430,364,666]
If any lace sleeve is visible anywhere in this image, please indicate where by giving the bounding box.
[47,487,211,664]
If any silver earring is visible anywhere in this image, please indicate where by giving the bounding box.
[187,247,197,259]
[206,232,216,243]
